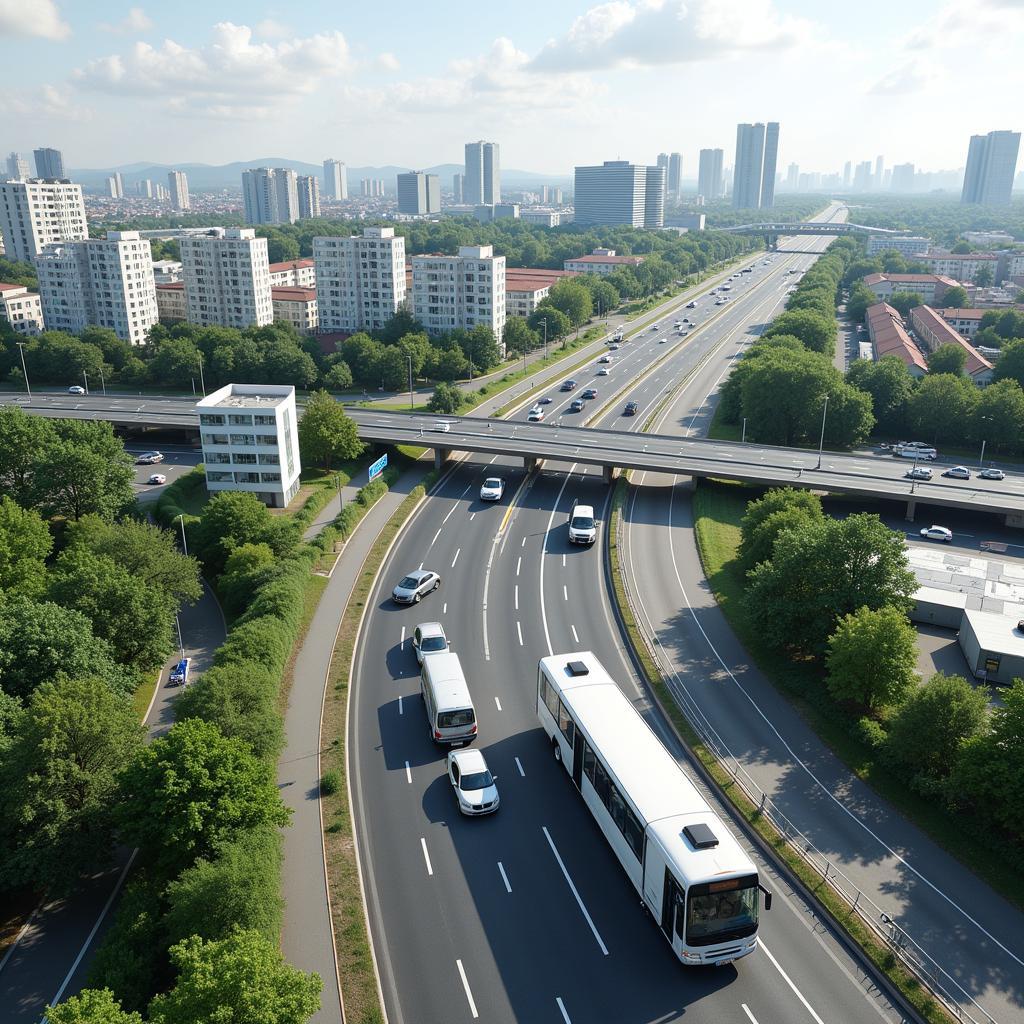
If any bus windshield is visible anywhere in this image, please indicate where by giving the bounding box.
[686,882,758,946]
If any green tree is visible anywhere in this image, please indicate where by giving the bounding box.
[377,308,423,345]
[927,343,967,376]
[297,390,364,470]
[116,718,290,878]
[47,989,143,1024]
[339,333,384,385]
[426,382,464,414]
[764,309,836,356]
[739,487,824,571]
[846,355,915,434]
[148,930,321,1024]
[887,291,925,319]
[0,408,55,506]
[992,309,1024,341]
[528,306,571,344]
[821,383,875,449]
[502,317,538,356]
[826,605,919,710]
[322,360,353,392]
[376,345,411,391]
[582,277,620,316]
[146,336,202,388]
[974,378,1024,453]
[938,285,968,308]
[193,491,298,575]
[845,281,876,323]
[950,240,972,254]
[739,348,837,446]
[0,495,52,596]
[974,264,994,287]
[461,324,500,372]
[218,543,276,618]
[0,677,143,892]
[545,279,593,327]
[885,672,988,784]
[993,338,1024,388]
[425,346,469,382]
[908,373,980,444]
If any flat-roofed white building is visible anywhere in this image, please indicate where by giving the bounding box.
[0,283,44,335]
[196,383,301,508]
[0,178,87,263]
[179,228,273,328]
[866,236,930,257]
[411,245,506,340]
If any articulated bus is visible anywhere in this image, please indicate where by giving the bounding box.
[537,651,772,966]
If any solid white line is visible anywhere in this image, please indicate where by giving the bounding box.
[514,584,519,610]
[469,512,475,521]
[398,695,403,715]
[562,553,566,567]
[495,697,502,711]
[400,625,406,649]
[741,1003,759,1024]
[516,621,524,646]
[443,502,459,524]
[451,547,460,568]
[539,464,577,656]
[515,756,526,777]
[443,602,447,614]
[516,556,522,576]
[563,584,568,601]
[521,536,526,547]
[456,959,479,1019]
[542,826,609,955]
[556,996,572,1023]
[498,861,512,893]
[760,943,826,1024]
[405,761,412,784]
[571,624,580,643]
[420,837,433,877]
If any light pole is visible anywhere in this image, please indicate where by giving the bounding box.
[539,317,549,359]
[197,353,206,397]
[407,355,414,410]
[15,341,31,402]
[741,417,747,443]
[175,613,185,662]
[334,472,344,513]
[174,512,189,558]
[910,448,921,494]
[98,367,106,396]
[815,394,829,470]
[82,370,90,395]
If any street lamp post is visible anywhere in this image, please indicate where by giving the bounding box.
[197,353,206,397]
[539,317,549,359]
[979,438,987,469]
[815,394,830,470]
[98,367,106,396]
[174,513,189,558]
[334,472,344,514]
[741,417,747,443]
[15,341,31,402]
[82,370,90,395]
[407,355,414,410]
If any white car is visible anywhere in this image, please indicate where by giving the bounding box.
[569,503,596,545]
[979,468,1006,481]
[147,473,167,485]
[905,466,932,480]
[136,451,164,464]
[480,477,505,501]
[447,748,499,816]
[596,367,610,375]
[941,466,971,480]
[67,385,86,395]
[920,525,953,543]
[412,622,448,665]
[527,407,545,422]
[650,323,660,331]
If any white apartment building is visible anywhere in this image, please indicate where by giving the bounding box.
[866,236,930,257]
[154,282,187,321]
[242,167,298,225]
[522,210,561,227]
[35,230,158,344]
[0,283,44,335]
[922,252,1001,283]
[152,259,183,285]
[271,287,318,335]
[323,159,348,200]
[168,170,191,211]
[412,245,506,340]
[0,178,87,263]
[196,383,301,508]
[179,228,273,329]
[268,258,316,288]
[297,175,320,219]
[314,227,406,333]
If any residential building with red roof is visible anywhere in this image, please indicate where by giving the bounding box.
[271,286,318,335]
[909,305,995,383]
[865,302,928,378]
[861,272,959,305]
[268,258,316,288]
[564,248,646,276]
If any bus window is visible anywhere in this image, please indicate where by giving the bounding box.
[557,700,575,744]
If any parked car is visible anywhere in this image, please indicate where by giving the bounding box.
[447,748,499,816]
[905,466,933,480]
[392,569,441,604]
[67,385,85,395]
[624,401,639,416]
[479,477,505,501]
[135,451,164,464]
[147,473,167,485]
[979,467,1006,481]
[169,657,190,686]
[942,466,971,479]
[920,525,953,543]
[412,622,448,665]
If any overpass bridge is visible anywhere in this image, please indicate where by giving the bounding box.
[720,221,901,249]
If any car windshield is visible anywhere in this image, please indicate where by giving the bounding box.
[438,708,475,729]
[686,883,759,945]
[572,516,595,530]
[398,576,420,589]
[460,770,493,791]
[420,636,446,652]
[484,479,501,489]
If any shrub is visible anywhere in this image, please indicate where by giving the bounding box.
[320,770,340,796]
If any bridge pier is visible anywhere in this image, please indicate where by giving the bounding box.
[434,448,451,471]
[905,499,916,521]
[603,465,619,486]
[524,456,545,474]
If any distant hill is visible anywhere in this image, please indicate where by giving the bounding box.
[68,158,572,193]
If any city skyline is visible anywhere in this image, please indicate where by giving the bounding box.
[3,1,1024,178]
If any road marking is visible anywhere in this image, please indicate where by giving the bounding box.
[515,757,526,777]
[516,621,524,646]
[522,535,526,547]
[420,837,433,876]
[469,512,475,521]
[443,502,459,524]
[516,556,521,576]
[514,584,519,610]
[562,553,566,567]
[571,624,580,643]
[405,761,412,784]
[418,561,423,570]
[542,826,608,955]
[495,697,502,711]
[443,602,447,614]
[451,548,461,568]
[498,862,512,893]
[430,527,442,547]
[398,695,403,715]
[400,626,406,649]
[741,1004,759,1024]
[556,997,572,1023]
[456,959,479,1019]
[563,584,568,601]
[761,943,825,1024]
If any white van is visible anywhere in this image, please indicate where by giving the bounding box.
[421,651,477,745]
[569,503,597,544]
[896,446,937,460]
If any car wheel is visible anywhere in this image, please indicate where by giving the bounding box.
[552,739,562,763]
[414,591,421,603]
[432,580,440,591]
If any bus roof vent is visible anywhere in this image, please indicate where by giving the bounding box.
[684,823,719,850]
[567,659,589,677]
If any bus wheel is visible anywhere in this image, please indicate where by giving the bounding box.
[552,739,562,763]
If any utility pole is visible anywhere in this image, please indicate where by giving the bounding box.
[407,355,414,410]
[15,341,31,402]
[815,394,829,470]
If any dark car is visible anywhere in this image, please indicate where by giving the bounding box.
[624,401,639,416]
[560,379,577,392]
[538,396,553,404]
[580,388,597,400]
[569,398,586,412]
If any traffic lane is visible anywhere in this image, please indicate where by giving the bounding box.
[129,448,201,501]
[0,391,199,416]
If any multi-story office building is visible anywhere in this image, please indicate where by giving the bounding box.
[323,159,348,200]
[890,163,915,192]
[106,176,121,199]
[411,245,506,340]
[452,173,464,203]
[242,167,298,225]
[697,149,724,200]
[668,153,682,197]
[733,122,779,209]
[297,175,321,219]
[271,287,318,335]
[313,226,406,333]
[0,283,44,335]
[167,170,190,211]
[874,156,885,189]
[852,161,873,190]
[179,227,273,329]
[6,153,29,179]
[35,230,158,345]
[196,383,301,508]
[465,141,500,205]
[843,161,852,187]
[0,177,87,262]
[33,148,64,179]
[961,130,1021,206]
[573,161,666,228]
[138,179,153,199]
[397,171,440,216]
[785,163,799,191]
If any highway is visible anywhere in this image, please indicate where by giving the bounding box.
[348,206,912,1024]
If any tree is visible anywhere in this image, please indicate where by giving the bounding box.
[846,355,915,434]
[764,309,836,356]
[377,308,422,345]
[376,345,411,391]
[826,605,919,710]
[426,382,464,414]
[939,285,968,308]
[821,383,875,449]
[992,310,1024,341]
[545,279,593,328]
[908,373,980,445]
[739,487,824,571]
[950,240,972,254]
[297,390,364,471]
[927,343,967,376]
[47,989,143,1024]
[886,291,924,319]
[582,277,620,316]
[0,677,143,892]
[845,281,876,323]
[425,346,469,382]
[461,324,500,372]
[0,407,55,506]
[502,317,538,356]
[0,495,51,596]
[339,333,384,385]
[528,306,571,344]
[193,491,298,575]
[975,378,1024,453]
[885,672,988,784]
[322,360,353,392]
[146,336,202,388]
[116,718,290,878]
[994,338,1024,388]
[218,543,277,618]
[147,930,321,1024]
[974,264,994,287]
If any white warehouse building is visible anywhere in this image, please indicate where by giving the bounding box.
[196,383,301,508]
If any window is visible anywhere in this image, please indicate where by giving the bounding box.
[543,679,559,721]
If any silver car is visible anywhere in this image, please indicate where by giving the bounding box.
[392,569,441,604]
[412,622,448,664]
[447,748,500,816]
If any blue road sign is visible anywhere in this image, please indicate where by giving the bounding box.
[369,452,388,481]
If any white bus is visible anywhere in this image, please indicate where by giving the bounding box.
[537,651,771,965]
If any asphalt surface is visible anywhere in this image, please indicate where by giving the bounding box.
[349,206,911,1024]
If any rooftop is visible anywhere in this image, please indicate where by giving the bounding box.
[566,254,645,265]
[862,272,959,287]
[964,608,1024,658]
[268,258,315,273]
[271,286,317,301]
[910,305,994,376]
[865,302,928,373]
[909,545,1024,627]
[197,382,295,410]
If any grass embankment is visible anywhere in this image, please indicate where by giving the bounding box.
[692,479,1024,911]
[607,478,956,1023]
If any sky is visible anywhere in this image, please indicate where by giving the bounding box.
[2,0,1023,177]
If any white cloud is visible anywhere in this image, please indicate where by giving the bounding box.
[0,0,70,40]
[376,51,400,71]
[9,84,89,120]
[255,18,289,39]
[73,22,351,116]
[906,0,1024,49]
[100,7,154,33]
[867,60,937,96]
[530,0,819,72]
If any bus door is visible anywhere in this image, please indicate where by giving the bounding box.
[571,729,585,789]
[660,869,685,950]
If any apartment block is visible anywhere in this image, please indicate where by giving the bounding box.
[521,210,561,227]
[909,305,995,382]
[197,383,301,508]
[179,227,273,328]
[268,258,315,288]
[297,175,321,219]
[962,131,1021,206]
[33,148,64,179]
[323,159,348,200]
[861,272,959,304]
[465,141,500,205]
[0,283,44,335]
[0,178,87,262]
[35,230,158,344]
[733,122,779,209]
[865,302,927,378]
[921,251,1001,283]
[314,226,406,333]
[167,170,191,211]
[935,308,987,338]
[155,281,187,321]
[411,245,506,341]
[866,236,930,257]
[242,167,299,225]
[697,149,724,200]
[271,287,318,335]
[6,153,29,179]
